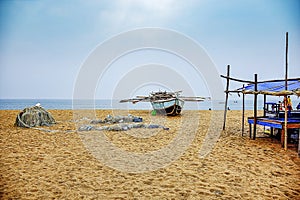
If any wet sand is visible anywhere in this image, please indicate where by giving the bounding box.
[0,110,299,199]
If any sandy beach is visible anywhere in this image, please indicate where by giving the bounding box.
[0,109,299,199]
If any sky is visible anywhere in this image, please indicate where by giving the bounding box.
[0,0,299,99]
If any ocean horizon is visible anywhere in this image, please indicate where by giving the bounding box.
[0,99,266,111]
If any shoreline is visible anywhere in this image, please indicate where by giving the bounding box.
[0,98,268,111]
[1,110,299,199]
[0,108,263,111]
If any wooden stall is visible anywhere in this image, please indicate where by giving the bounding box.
[221,32,300,156]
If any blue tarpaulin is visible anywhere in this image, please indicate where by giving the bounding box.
[236,79,300,96]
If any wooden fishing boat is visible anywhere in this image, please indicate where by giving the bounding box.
[120,91,206,116]
[151,97,184,116]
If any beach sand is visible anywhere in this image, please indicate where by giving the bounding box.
[0,110,299,199]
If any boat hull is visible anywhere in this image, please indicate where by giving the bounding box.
[151,98,184,116]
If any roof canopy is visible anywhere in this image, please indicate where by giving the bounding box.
[236,79,300,96]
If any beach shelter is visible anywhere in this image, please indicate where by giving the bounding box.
[222,33,300,155]
[222,69,300,152]
[222,73,300,150]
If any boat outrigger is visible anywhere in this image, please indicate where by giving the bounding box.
[120,91,207,116]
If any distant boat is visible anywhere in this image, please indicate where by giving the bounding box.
[120,91,207,116]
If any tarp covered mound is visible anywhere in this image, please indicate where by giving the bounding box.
[15,105,56,128]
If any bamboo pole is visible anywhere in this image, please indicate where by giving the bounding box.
[242,84,245,136]
[263,94,266,117]
[223,65,230,130]
[257,77,299,83]
[253,74,258,140]
[298,132,300,157]
[220,75,254,84]
[284,32,288,150]
[283,97,288,149]
[220,76,300,84]
[298,129,300,157]
[263,94,269,135]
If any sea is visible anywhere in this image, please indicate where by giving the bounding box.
[0,99,266,111]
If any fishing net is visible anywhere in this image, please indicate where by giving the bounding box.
[15,105,56,128]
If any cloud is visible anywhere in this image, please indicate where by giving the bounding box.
[98,0,198,32]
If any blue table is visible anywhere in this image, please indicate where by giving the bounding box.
[248,117,300,148]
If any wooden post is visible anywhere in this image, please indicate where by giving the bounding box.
[263,94,266,117]
[242,84,245,136]
[281,127,285,147]
[263,94,266,134]
[298,128,300,157]
[249,123,252,138]
[253,74,258,140]
[223,65,230,130]
[285,32,288,89]
[284,32,288,150]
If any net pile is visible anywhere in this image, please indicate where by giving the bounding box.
[15,105,56,128]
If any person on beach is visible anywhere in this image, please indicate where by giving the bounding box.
[287,96,292,109]
[278,101,283,110]
[284,96,292,117]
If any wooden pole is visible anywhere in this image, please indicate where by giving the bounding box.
[263,94,266,134]
[242,84,245,136]
[220,76,300,84]
[285,32,288,90]
[263,94,266,117]
[284,32,288,150]
[220,75,254,84]
[298,128,300,157]
[253,74,258,140]
[223,65,230,130]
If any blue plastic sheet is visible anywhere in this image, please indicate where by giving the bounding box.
[237,80,300,92]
